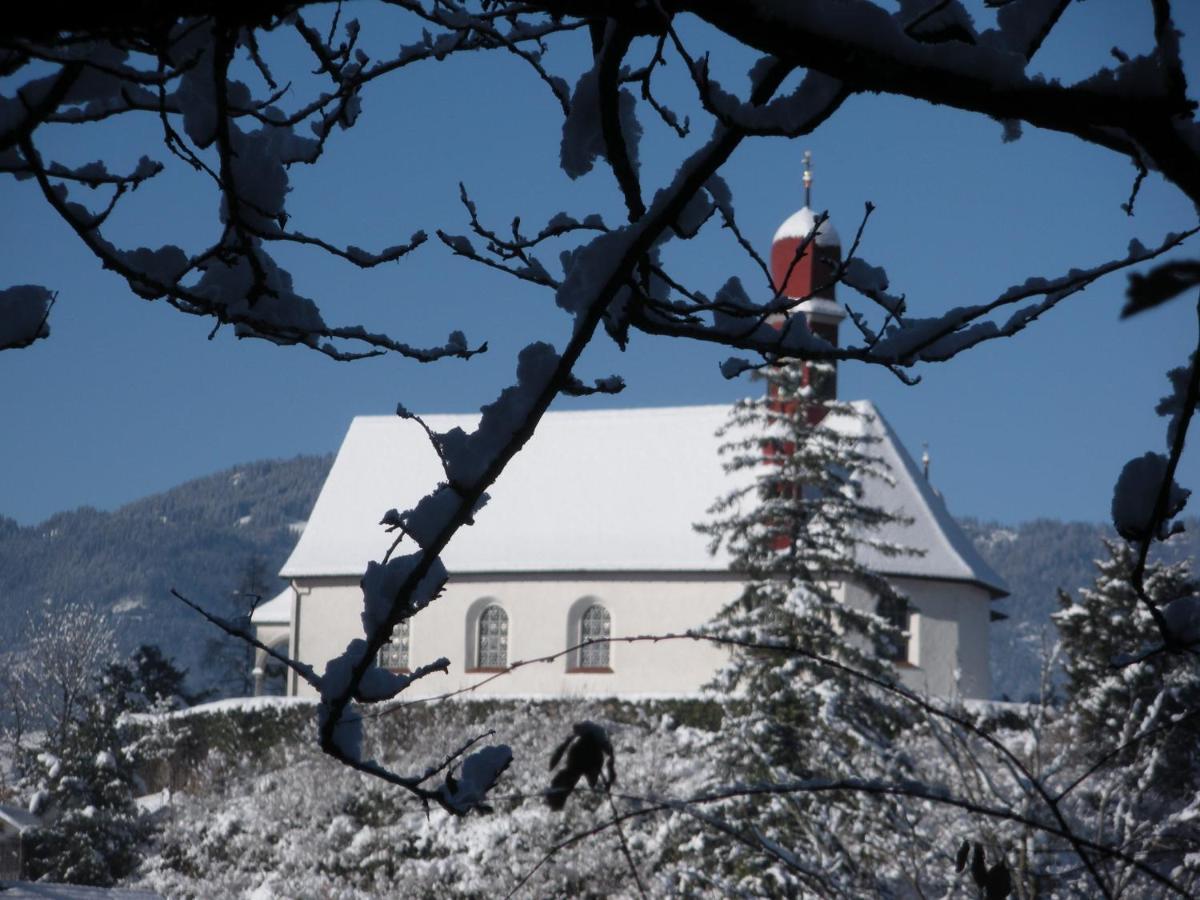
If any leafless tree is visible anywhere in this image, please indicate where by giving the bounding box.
[3,3,1198,885]
[2,602,118,755]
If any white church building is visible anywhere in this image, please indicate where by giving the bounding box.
[253,183,1007,702]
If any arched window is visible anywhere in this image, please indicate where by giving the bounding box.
[477,605,508,669]
[378,619,410,671]
[877,595,911,663]
[578,604,611,669]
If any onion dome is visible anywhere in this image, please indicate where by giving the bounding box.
[769,152,845,335]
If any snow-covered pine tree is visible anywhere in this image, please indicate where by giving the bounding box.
[1051,540,1200,894]
[688,361,921,894]
[22,675,143,886]
[1054,539,1200,774]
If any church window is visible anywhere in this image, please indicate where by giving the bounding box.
[578,604,611,669]
[378,619,410,670]
[477,605,508,669]
[877,595,911,663]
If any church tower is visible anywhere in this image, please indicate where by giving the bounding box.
[768,152,845,420]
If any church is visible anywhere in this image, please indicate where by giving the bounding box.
[253,177,1007,702]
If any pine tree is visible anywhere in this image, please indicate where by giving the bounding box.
[1051,540,1200,894]
[23,679,143,885]
[104,644,197,714]
[1054,540,1200,775]
[690,362,919,894]
[18,645,192,886]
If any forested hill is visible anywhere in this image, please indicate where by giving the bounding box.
[963,517,1200,701]
[0,455,333,696]
[1,456,1197,700]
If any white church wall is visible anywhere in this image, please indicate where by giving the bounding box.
[879,577,992,699]
[954,581,993,699]
[288,572,993,700]
[290,574,740,700]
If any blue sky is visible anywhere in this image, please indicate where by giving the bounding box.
[2,0,1198,528]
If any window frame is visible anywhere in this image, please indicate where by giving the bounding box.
[473,604,509,672]
[567,597,614,673]
[576,603,612,671]
[377,618,411,672]
[877,594,913,666]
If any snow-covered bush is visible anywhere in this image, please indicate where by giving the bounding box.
[131,698,721,898]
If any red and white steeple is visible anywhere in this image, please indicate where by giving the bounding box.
[768,151,845,411]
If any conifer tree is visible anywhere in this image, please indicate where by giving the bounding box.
[691,361,920,893]
[23,676,143,886]
[1051,540,1200,893]
[18,645,191,886]
[1054,540,1200,774]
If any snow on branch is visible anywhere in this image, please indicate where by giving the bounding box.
[0,285,54,350]
[670,34,848,139]
[675,0,1200,204]
[17,131,482,362]
[1115,298,1200,650]
[634,225,1198,376]
[169,588,319,690]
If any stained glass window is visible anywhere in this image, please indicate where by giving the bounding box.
[579,604,611,668]
[378,619,410,670]
[477,605,508,669]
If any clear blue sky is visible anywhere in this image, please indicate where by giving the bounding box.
[2,0,1198,528]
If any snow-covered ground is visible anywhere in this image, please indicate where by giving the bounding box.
[0,883,162,899]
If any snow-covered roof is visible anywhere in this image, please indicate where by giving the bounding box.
[0,803,39,831]
[250,587,292,625]
[772,205,841,247]
[282,403,1006,596]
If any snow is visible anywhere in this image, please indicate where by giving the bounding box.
[116,246,188,298]
[360,553,448,636]
[1161,595,1200,647]
[39,753,62,780]
[0,885,162,899]
[282,402,1006,596]
[1156,359,1196,449]
[249,587,293,625]
[111,596,144,614]
[133,695,315,721]
[560,66,641,181]
[439,744,513,815]
[561,69,604,179]
[772,206,841,247]
[0,803,40,831]
[721,357,755,379]
[317,693,364,763]
[134,789,171,814]
[0,285,53,349]
[794,297,847,323]
[357,656,450,702]
[1111,452,1191,540]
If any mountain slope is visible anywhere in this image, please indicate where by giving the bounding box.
[0,455,332,695]
[963,518,1200,700]
[3,457,1195,701]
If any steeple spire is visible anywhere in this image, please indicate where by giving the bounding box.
[802,149,813,207]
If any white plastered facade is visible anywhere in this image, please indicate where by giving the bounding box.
[272,403,1005,700]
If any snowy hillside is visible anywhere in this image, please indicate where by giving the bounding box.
[963,518,1200,700]
[0,456,332,697]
